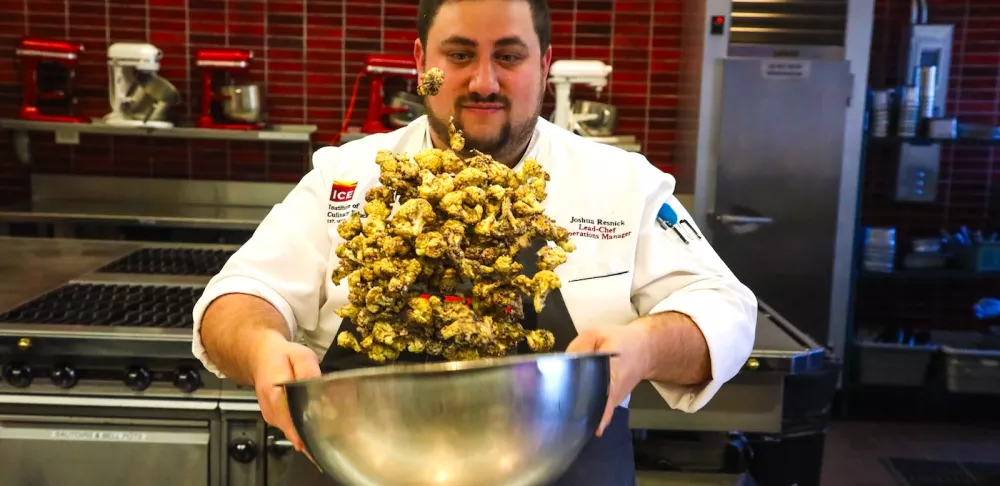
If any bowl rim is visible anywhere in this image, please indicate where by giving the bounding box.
[279,351,615,388]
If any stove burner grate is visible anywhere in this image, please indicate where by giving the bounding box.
[98,248,235,276]
[0,283,201,328]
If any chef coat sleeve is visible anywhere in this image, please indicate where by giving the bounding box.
[628,158,758,413]
[191,159,333,378]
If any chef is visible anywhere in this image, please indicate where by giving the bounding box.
[192,0,758,484]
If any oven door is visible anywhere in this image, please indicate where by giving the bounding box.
[0,397,215,486]
[0,416,211,486]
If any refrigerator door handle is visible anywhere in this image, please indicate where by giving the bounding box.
[716,214,775,225]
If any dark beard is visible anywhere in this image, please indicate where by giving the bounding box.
[425,96,541,166]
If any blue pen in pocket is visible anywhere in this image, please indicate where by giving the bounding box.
[656,203,702,244]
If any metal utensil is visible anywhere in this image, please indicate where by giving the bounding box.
[571,99,617,137]
[896,86,920,137]
[219,84,262,122]
[388,91,425,128]
[282,352,612,486]
[869,89,892,137]
[915,66,937,119]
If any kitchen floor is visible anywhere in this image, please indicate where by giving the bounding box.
[820,420,1000,486]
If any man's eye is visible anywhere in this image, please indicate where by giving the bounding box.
[449,53,472,62]
[497,54,522,64]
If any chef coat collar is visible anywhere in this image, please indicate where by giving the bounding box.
[421,118,542,171]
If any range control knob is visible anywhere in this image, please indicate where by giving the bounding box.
[124,366,152,391]
[173,367,202,393]
[2,363,33,388]
[229,438,258,463]
[50,364,78,389]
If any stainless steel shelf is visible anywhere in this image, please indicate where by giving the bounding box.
[1,118,318,164]
[1,118,316,142]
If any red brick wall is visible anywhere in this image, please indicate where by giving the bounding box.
[0,0,680,206]
[856,0,1000,333]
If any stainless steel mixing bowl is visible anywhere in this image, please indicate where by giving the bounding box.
[283,352,613,486]
[219,84,262,122]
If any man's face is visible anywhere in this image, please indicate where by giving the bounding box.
[415,0,551,162]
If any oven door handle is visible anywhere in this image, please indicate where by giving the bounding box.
[266,434,295,455]
[0,394,217,410]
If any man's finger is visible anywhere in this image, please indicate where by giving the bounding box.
[290,353,321,382]
[565,332,598,353]
[272,398,305,451]
[595,400,615,437]
[302,449,324,472]
[283,349,320,449]
[275,411,305,452]
[264,385,305,452]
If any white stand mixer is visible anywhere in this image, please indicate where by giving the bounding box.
[547,60,613,133]
[103,43,177,128]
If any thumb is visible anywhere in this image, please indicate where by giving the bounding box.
[565,330,601,353]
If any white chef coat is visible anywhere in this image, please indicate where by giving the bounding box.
[190,115,758,413]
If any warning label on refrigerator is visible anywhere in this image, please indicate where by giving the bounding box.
[761,60,811,80]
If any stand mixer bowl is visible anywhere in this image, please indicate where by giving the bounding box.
[283,352,612,486]
[129,73,181,122]
[219,85,262,123]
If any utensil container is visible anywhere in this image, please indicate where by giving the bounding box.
[856,340,938,387]
[953,242,1000,273]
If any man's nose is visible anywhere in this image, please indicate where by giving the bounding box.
[469,57,500,97]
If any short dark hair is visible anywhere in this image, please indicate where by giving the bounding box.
[417,0,552,55]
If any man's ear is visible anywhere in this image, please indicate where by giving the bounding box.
[540,45,553,84]
[414,39,426,74]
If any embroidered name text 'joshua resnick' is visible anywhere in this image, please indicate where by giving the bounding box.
[568,216,632,240]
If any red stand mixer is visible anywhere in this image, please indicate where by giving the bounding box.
[341,54,420,139]
[15,37,87,123]
[195,48,263,130]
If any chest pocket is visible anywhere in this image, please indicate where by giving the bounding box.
[556,257,638,334]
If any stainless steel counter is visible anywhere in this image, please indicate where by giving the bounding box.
[0,237,827,432]
[0,237,142,311]
[0,200,273,231]
[0,235,822,360]
[628,301,826,433]
[0,236,823,484]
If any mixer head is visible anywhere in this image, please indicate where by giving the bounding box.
[16,37,85,64]
[196,49,254,71]
[364,54,418,77]
[108,43,163,72]
[548,60,613,96]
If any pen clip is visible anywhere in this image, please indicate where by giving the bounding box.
[658,218,689,244]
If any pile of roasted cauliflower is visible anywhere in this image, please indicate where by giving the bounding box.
[331,67,574,362]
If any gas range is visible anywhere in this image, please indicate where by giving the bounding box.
[0,233,301,486]
[0,282,199,329]
[0,243,237,400]
[97,248,236,276]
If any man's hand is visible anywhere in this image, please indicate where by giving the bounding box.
[251,333,322,454]
[566,312,713,437]
[566,323,652,437]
